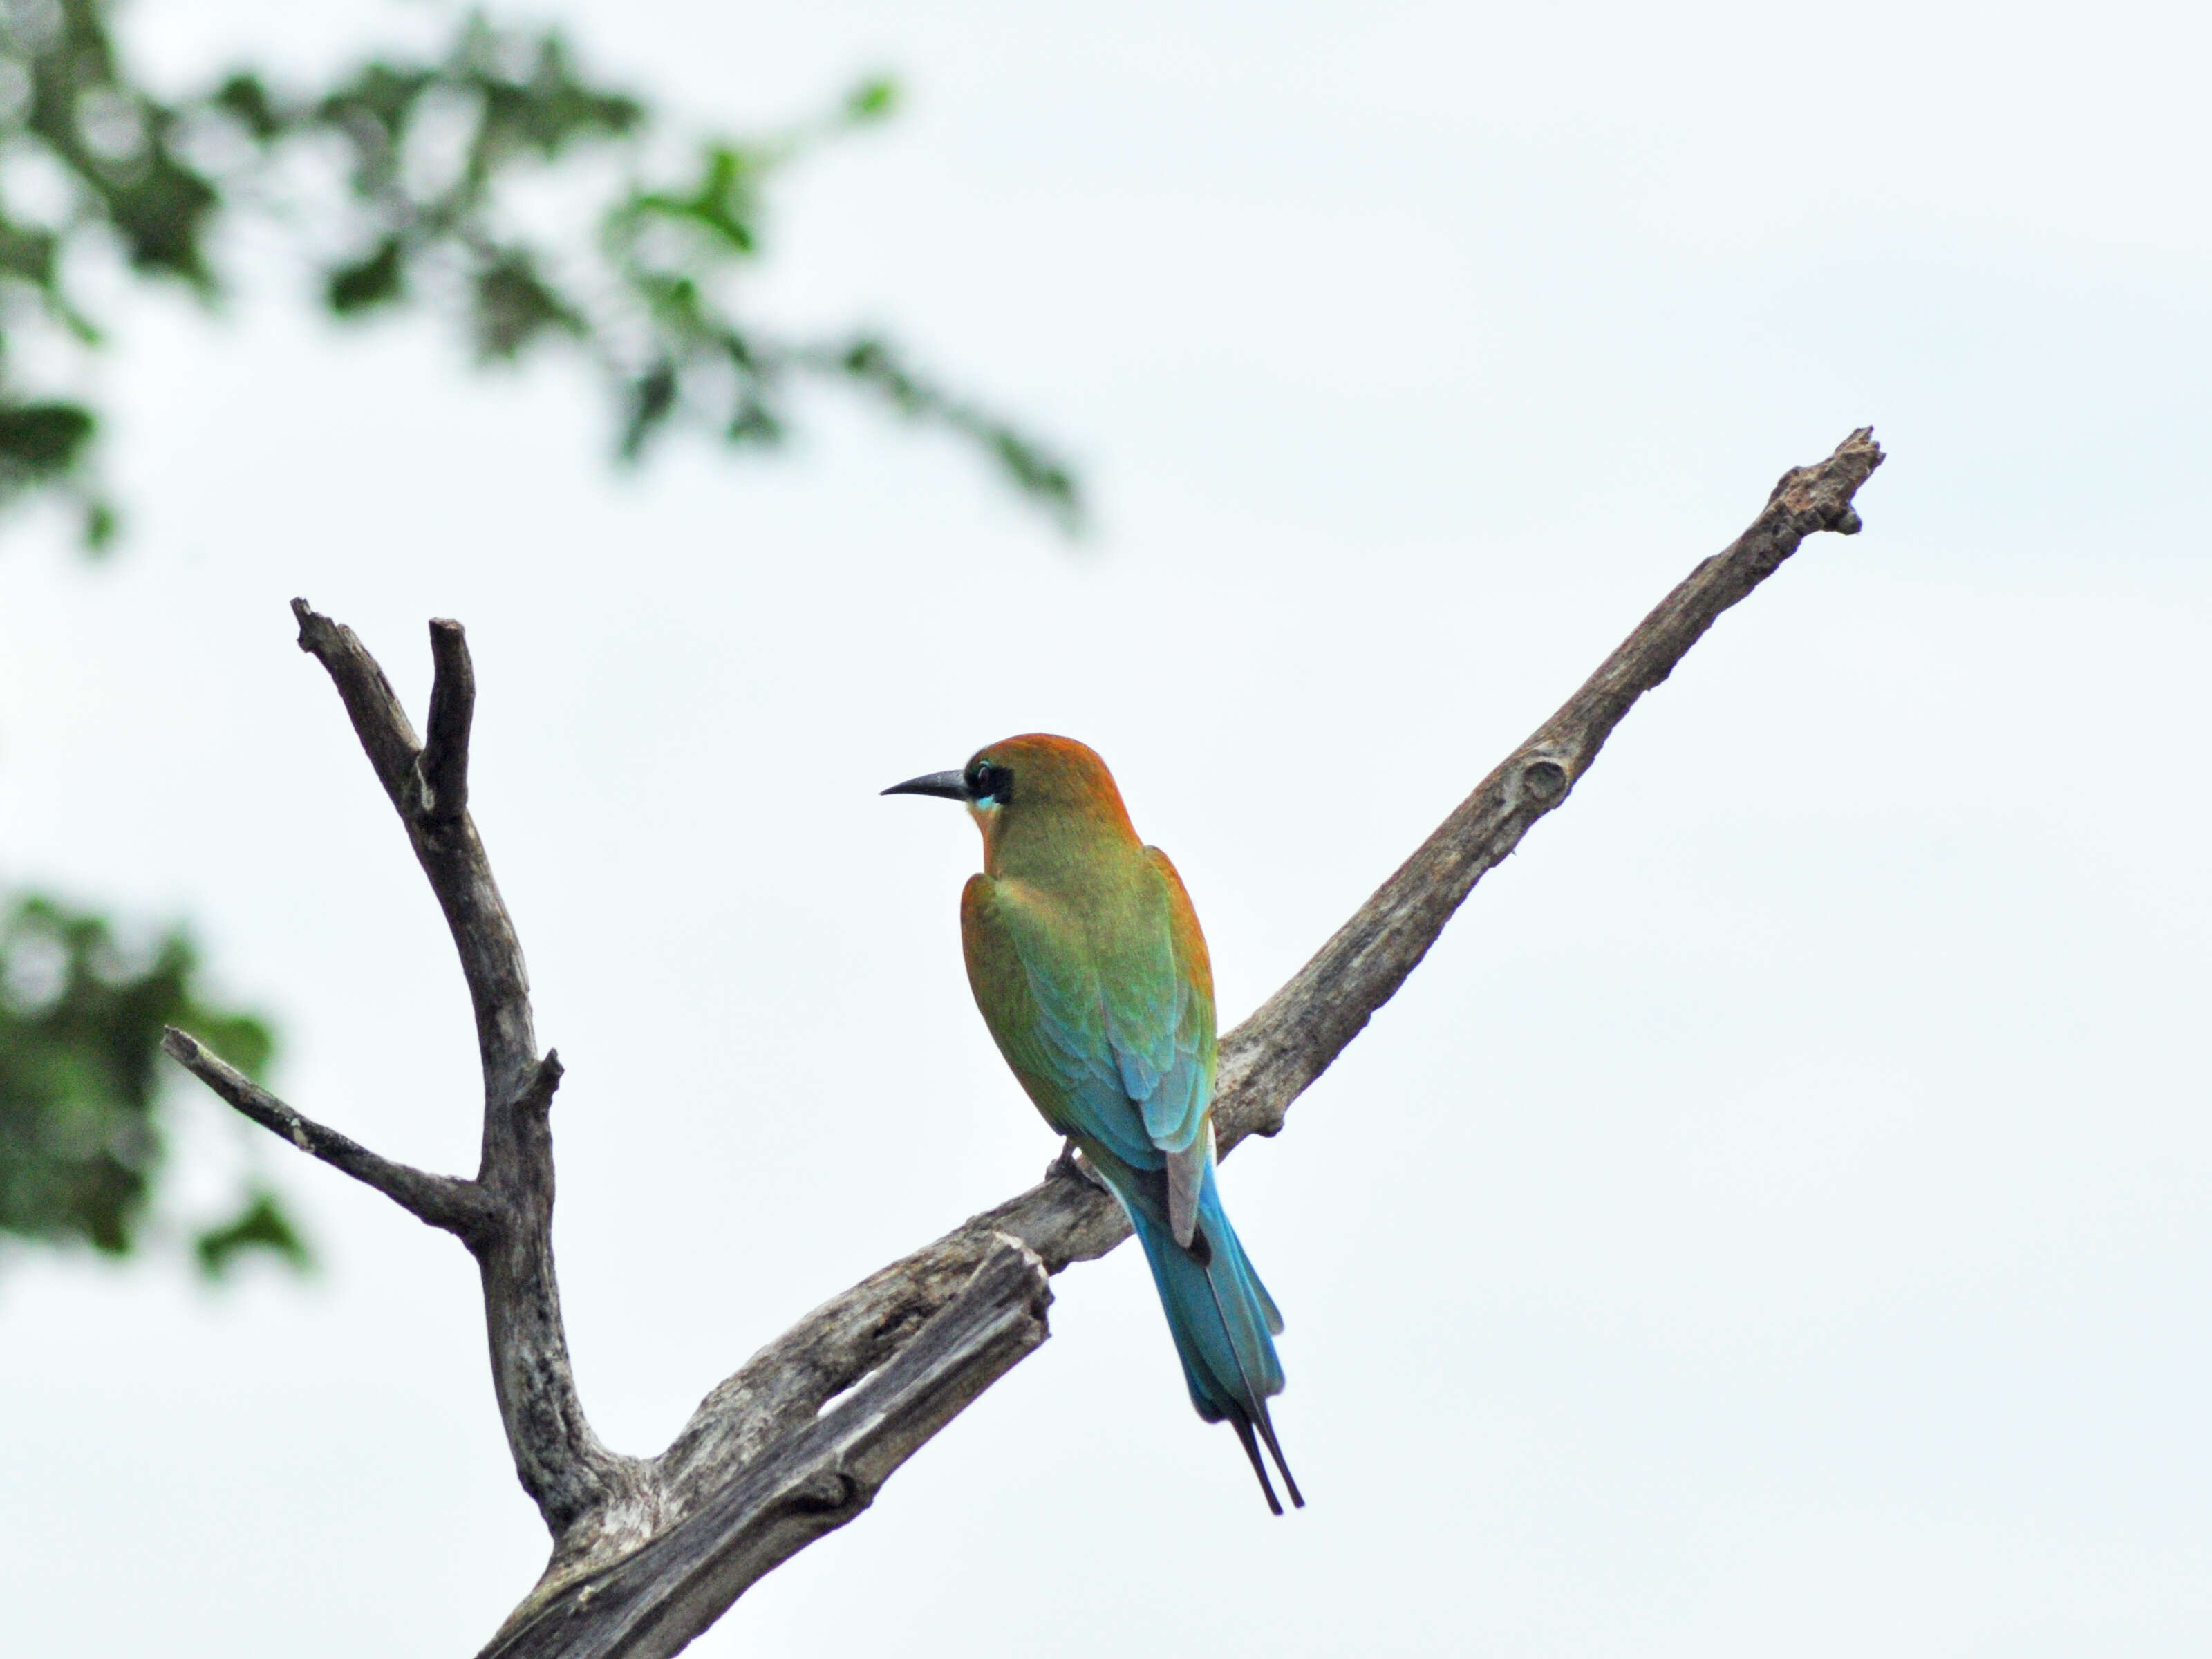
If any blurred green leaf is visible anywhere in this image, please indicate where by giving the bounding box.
[619,358,678,460]
[102,147,221,287]
[844,77,899,124]
[194,1189,311,1279]
[727,395,782,447]
[470,248,583,362]
[0,218,60,288]
[617,143,763,256]
[0,402,96,485]
[208,71,284,144]
[326,235,408,316]
[80,496,118,552]
[0,892,307,1274]
[830,335,1082,529]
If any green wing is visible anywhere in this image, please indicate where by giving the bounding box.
[961,858,1216,1244]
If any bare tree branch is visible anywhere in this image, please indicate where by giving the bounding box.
[159,1027,491,1237]
[485,1237,1053,1659]
[291,602,648,1538]
[285,599,422,809]
[173,430,1882,1658]
[1213,424,1888,1146]
[418,617,476,825]
[291,603,537,1105]
[649,428,1891,1515]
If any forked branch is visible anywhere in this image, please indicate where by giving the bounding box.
[283,606,645,1538]
[160,1026,490,1238]
[171,429,1883,1659]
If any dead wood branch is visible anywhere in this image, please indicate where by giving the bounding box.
[485,1237,1051,1659]
[160,1027,490,1237]
[290,606,647,1539]
[171,429,1882,1658]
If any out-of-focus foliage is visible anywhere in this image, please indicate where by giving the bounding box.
[0,6,1081,1289]
[0,1,1080,549]
[0,892,307,1276]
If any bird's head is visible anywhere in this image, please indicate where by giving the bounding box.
[883,733,1137,868]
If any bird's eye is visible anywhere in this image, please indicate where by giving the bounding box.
[964,761,989,796]
[965,761,1012,804]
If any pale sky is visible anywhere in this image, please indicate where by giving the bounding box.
[3,2,2210,1654]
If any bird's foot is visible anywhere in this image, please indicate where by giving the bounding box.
[1048,1137,1110,1192]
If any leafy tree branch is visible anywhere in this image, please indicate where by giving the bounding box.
[0,1,1080,549]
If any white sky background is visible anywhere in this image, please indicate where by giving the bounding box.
[3,0,2210,1652]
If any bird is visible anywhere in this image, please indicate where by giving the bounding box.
[885,733,1301,1513]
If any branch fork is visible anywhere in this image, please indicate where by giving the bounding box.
[169,429,1882,1657]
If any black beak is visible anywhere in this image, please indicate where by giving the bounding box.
[882,769,969,801]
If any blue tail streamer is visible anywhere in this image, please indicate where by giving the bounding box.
[1114,1161,1302,1511]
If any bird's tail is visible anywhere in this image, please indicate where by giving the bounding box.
[1116,1159,1303,1514]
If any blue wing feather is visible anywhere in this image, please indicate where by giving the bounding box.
[969,869,1211,1171]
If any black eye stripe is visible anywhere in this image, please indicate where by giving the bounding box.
[965,761,1013,803]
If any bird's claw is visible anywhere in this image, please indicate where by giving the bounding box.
[1048,1136,1109,1192]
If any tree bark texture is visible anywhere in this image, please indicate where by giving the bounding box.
[166,429,1883,1657]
